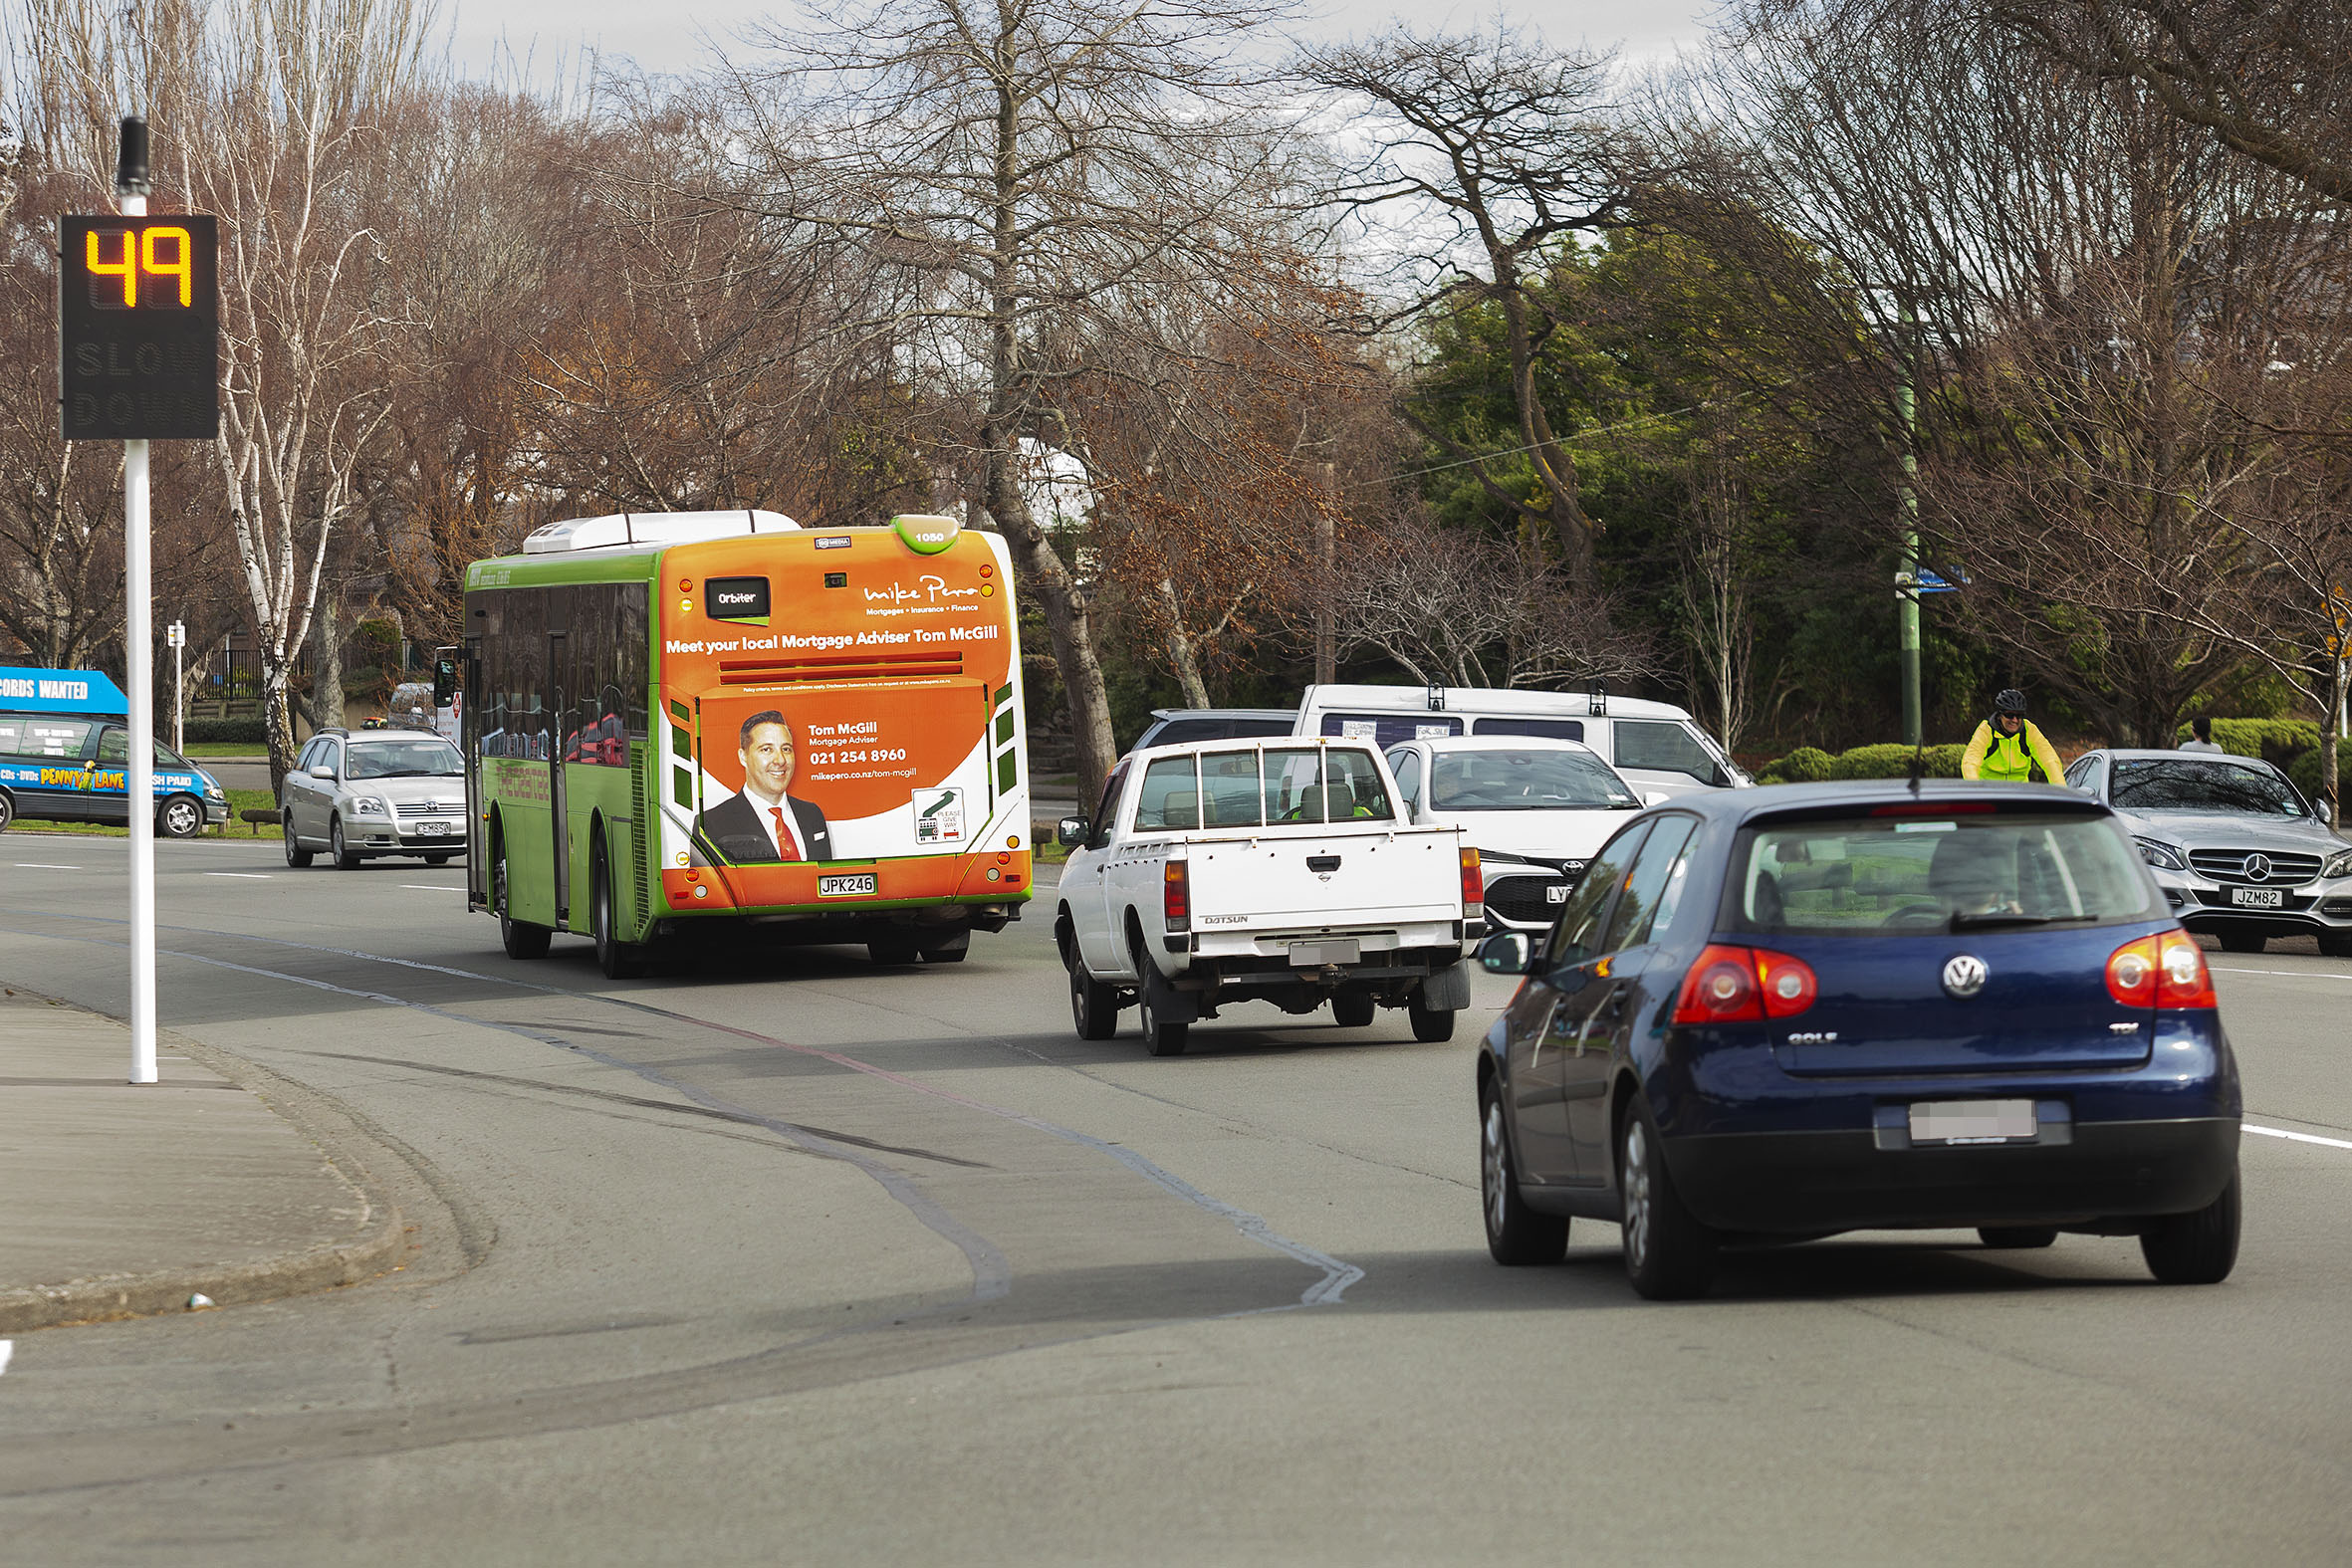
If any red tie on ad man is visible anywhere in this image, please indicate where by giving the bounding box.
[769,804,801,861]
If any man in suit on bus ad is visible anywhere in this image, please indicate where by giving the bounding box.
[694,710,834,864]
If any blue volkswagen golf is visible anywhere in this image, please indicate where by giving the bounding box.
[1475,780,2241,1299]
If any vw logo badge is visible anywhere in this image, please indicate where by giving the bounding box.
[1942,954,1990,999]
[2243,853,2272,883]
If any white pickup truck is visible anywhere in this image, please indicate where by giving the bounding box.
[1054,739,1480,1055]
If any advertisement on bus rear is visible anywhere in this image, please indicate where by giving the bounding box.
[653,516,1029,911]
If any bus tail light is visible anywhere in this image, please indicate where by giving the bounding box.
[1461,847,1483,914]
[1164,861,1190,932]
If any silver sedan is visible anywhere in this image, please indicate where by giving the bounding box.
[2065,748,2352,956]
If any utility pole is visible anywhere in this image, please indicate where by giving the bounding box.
[1895,313,1923,750]
[1314,464,1336,688]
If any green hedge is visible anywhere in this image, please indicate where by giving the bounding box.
[2287,741,2352,802]
[179,716,268,745]
[2174,717,2319,766]
[1757,742,1965,784]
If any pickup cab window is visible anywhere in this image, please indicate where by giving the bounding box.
[1200,750,1263,827]
[1134,756,1202,830]
[1262,747,1394,824]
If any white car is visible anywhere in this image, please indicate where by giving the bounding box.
[1384,736,1657,936]
[1056,738,1476,1055]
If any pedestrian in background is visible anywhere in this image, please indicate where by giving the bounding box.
[2180,717,2225,754]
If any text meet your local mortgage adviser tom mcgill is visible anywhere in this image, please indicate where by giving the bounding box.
[693,710,835,864]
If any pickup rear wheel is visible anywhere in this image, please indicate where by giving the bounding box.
[1408,993,1457,1043]
[1068,953,1119,1040]
[1135,967,1188,1057]
[1330,992,1375,1028]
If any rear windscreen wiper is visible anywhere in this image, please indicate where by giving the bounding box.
[1949,911,2100,932]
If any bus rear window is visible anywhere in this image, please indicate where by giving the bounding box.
[1727,812,2155,936]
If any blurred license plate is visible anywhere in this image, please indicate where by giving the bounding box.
[1909,1100,2036,1145]
[820,873,877,897]
[1289,939,1361,966]
[2230,887,2283,908]
[413,820,451,836]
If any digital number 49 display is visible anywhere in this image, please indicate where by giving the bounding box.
[58,214,219,440]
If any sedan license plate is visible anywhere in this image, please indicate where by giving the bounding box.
[2230,886,2284,908]
[1909,1100,2036,1146]
[412,820,452,837]
[819,873,878,897]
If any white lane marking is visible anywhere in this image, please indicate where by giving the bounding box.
[2247,1124,2352,1151]
[2212,965,2352,983]
[397,884,458,891]
[0,1340,11,1376]
[13,863,80,870]
[203,872,271,880]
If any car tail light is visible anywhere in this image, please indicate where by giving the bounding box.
[2156,929,2217,1008]
[1460,847,1483,913]
[1675,944,1764,1023]
[2106,928,2217,1008]
[1673,944,1817,1024]
[1752,948,1818,1018]
[1164,860,1190,932]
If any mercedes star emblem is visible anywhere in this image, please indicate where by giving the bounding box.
[2243,853,2272,883]
[1942,954,1990,999]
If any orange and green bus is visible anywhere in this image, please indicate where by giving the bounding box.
[461,510,1032,977]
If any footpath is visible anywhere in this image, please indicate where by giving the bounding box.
[0,987,403,1333]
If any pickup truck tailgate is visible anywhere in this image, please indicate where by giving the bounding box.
[1185,827,1464,930]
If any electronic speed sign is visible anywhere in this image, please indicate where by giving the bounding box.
[58,214,219,441]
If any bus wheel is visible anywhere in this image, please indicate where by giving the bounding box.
[496,840,552,960]
[869,937,922,966]
[918,930,971,964]
[0,789,14,832]
[592,847,649,980]
[157,793,205,839]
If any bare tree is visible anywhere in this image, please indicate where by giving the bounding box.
[23,0,437,784]
[1987,1,2352,204]
[699,0,1306,808]
[1300,24,1650,576]
[1324,510,1649,689]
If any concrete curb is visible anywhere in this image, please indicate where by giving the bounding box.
[0,1002,410,1335]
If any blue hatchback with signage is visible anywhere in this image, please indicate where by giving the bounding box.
[0,666,227,837]
[1475,780,2241,1299]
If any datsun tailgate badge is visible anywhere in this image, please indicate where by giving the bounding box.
[1942,954,1989,999]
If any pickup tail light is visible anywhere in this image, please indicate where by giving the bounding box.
[1673,944,1817,1024]
[2106,928,2217,1008]
[1461,847,1483,913]
[1164,860,1190,932]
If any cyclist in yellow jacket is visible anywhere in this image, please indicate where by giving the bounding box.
[1961,688,2065,783]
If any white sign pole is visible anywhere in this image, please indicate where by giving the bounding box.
[168,621,184,755]
[120,176,157,1086]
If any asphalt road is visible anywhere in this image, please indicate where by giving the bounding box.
[2,836,2349,1565]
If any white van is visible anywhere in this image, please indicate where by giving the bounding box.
[1294,684,1748,798]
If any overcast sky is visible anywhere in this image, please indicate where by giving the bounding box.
[443,1,1726,85]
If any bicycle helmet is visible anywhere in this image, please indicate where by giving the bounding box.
[1993,688,2027,716]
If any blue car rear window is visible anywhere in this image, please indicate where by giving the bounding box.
[1727,811,2157,936]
